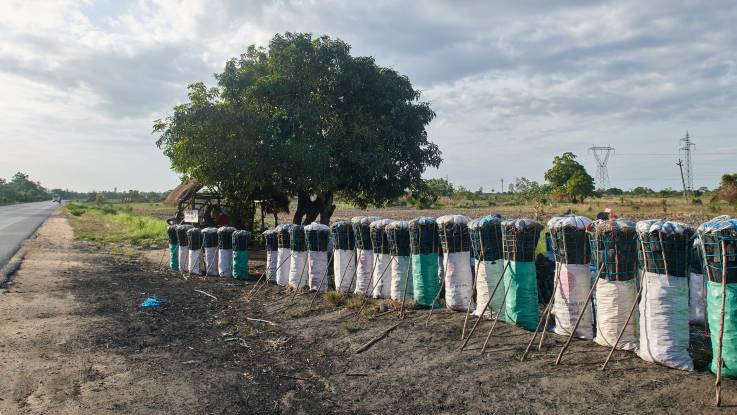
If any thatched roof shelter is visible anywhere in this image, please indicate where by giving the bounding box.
[164,180,202,206]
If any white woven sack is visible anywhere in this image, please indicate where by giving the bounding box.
[552,263,594,339]
[276,248,291,286]
[178,246,189,274]
[474,260,505,318]
[188,249,201,275]
[444,251,474,311]
[288,250,308,289]
[391,255,412,300]
[638,272,693,370]
[308,251,329,291]
[204,247,218,276]
[593,278,638,350]
[218,248,232,277]
[333,249,356,292]
[353,248,374,295]
[265,250,277,282]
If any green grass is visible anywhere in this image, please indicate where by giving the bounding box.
[64,201,168,246]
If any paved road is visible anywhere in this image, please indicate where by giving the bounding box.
[0,201,59,268]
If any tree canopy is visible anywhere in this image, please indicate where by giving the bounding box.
[544,152,595,203]
[155,32,441,226]
[0,172,49,205]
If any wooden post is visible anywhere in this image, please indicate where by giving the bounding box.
[554,263,604,365]
[458,261,510,351]
[715,240,728,407]
[335,250,357,294]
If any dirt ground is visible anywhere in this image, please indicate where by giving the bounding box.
[1,213,735,414]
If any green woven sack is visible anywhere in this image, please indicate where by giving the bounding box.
[412,253,440,308]
[233,250,249,280]
[169,243,178,271]
[502,261,539,331]
[707,281,737,378]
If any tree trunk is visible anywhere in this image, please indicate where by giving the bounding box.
[293,191,335,225]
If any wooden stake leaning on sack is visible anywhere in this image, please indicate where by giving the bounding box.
[335,251,357,296]
[460,239,485,342]
[459,261,510,351]
[478,266,515,355]
[715,240,728,407]
[555,263,605,365]
[308,253,336,310]
[398,254,413,320]
[520,261,561,361]
[273,254,310,312]
[426,226,448,325]
[601,240,646,371]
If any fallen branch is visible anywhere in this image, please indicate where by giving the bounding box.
[354,321,403,354]
[194,289,217,301]
[345,373,368,377]
[247,317,278,326]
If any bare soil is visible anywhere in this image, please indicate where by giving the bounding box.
[1,213,735,414]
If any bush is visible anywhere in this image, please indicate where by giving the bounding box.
[692,198,703,205]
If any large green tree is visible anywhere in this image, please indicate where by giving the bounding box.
[544,152,595,203]
[156,33,441,226]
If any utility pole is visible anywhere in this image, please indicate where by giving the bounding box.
[589,145,615,190]
[676,159,688,202]
[679,131,695,197]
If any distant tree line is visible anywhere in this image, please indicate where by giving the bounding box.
[0,172,50,205]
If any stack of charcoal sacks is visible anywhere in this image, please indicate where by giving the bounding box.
[501,219,542,330]
[436,215,474,311]
[275,224,293,286]
[547,216,593,339]
[305,223,330,291]
[202,227,219,276]
[409,218,441,308]
[589,219,638,350]
[167,224,179,271]
[176,224,193,274]
[636,220,693,370]
[217,226,235,277]
[263,229,279,283]
[288,225,308,289]
[187,227,202,275]
[697,216,737,379]
[351,216,380,295]
[331,221,356,292]
[469,215,504,319]
[387,221,412,300]
[370,219,394,298]
[232,230,250,280]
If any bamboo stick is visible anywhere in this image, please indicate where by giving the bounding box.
[715,240,728,407]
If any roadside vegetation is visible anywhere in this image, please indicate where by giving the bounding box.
[0,172,50,205]
[64,201,168,247]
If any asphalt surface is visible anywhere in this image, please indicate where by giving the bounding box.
[0,201,59,268]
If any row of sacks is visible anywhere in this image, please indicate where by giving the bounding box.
[167,225,250,279]
[544,215,735,378]
[258,215,543,327]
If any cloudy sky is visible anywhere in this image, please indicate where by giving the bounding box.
[2,0,736,192]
